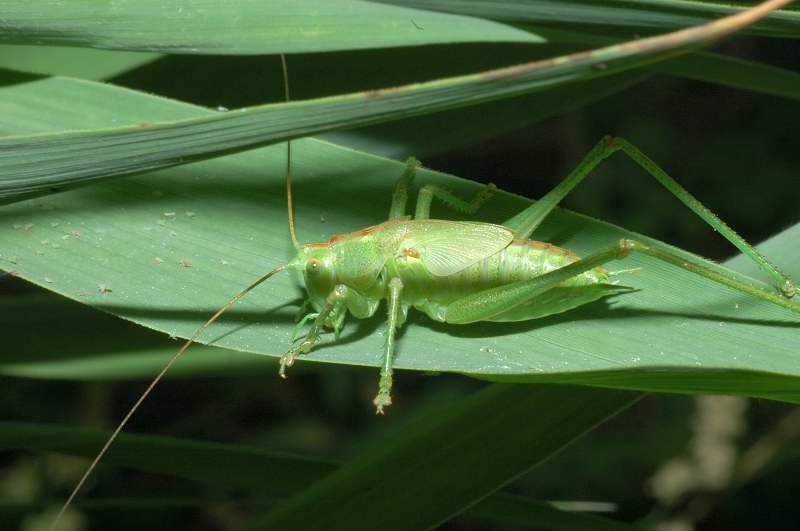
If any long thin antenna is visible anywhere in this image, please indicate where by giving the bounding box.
[281,54,300,250]
[49,264,288,531]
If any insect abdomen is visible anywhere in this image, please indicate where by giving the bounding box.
[392,240,609,320]
[446,239,605,289]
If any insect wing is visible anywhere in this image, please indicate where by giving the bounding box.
[411,221,513,276]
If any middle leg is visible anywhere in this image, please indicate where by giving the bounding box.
[374,277,407,414]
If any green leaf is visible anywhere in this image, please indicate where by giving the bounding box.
[0,0,541,54]
[110,45,647,160]
[245,385,639,531]
[0,1,784,200]
[0,73,798,402]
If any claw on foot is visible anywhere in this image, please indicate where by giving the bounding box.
[278,352,295,379]
[373,392,392,415]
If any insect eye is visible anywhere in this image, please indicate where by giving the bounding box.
[307,258,322,274]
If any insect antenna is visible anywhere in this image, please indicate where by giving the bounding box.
[281,54,301,250]
[49,263,288,530]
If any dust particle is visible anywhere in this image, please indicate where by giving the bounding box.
[23,223,33,231]
[220,259,229,266]
[180,260,192,268]
[163,212,176,218]
[40,240,50,246]
[154,256,164,263]
[98,284,113,294]
[170,231,177,237]
[185,211,196,218]
[12,223,22,230]
[44,277,53,283]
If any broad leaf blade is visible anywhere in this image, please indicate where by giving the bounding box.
[0,74,798,402]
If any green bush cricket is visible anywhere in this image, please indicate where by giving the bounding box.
[48,0,800,528]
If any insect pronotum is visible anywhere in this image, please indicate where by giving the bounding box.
[49,1,799,528]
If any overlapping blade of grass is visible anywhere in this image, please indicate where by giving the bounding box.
[0,70,798,401]
[381,0,800,38]
[244,385,640,531]
[110,47,649,160]
[113,49,800,164]
[0,0,789,201]
[0,0,540,54]
[0,386,642,530]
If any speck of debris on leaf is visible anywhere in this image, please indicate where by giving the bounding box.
[180,260,192,268]
[40,240,50,246]
[170,231,177,237]
[163,212,176,217]
[154,256,164,263]
[185,211,196,218]
[44,277,53,283]
[220,259,229,266]
[23,223,33,231]
[98,284,113,294]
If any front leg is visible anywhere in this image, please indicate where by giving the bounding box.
[279,284,350,377]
